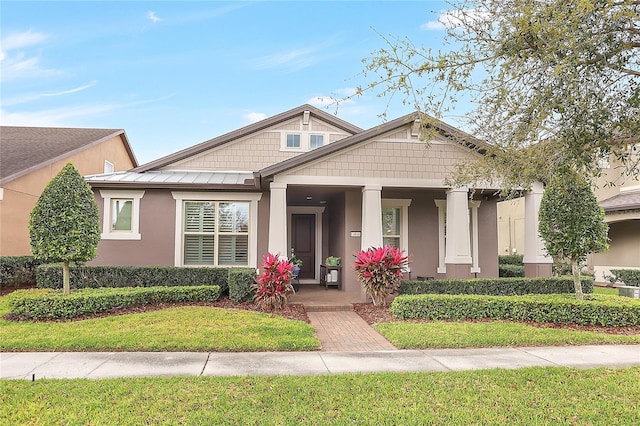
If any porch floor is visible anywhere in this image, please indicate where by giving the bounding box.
[289,285,363,311]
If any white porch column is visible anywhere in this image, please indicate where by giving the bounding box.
[523,181,553,276]
[268,182,288,257]
[445,187,472,278]
[361,185,383,250]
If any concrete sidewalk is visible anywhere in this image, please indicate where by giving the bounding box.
[2,345,638,379]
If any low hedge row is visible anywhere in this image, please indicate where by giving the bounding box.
[0,256,44,290]
[610,269,640,287]
[498,264,524,278]
[36,265,230,293]
[399,276,594,296]
[390,293,640,326]
[498,254,524,265]
[8,285,221,321]
[228,268,257,302]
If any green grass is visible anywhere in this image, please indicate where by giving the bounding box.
[2,367,639,424]
[593,286,620,296]
[375,320,640,349]
[0,296,318,352]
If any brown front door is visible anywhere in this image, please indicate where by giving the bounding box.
[291,214,315,279]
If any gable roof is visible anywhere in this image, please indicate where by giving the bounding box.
[0,126,138,185]
[132,104,363,173]
[600,190,640,212]
[258,111,489,179]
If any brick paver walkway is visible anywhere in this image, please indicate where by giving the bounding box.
[307,310,397,351]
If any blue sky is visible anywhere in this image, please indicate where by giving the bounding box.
[1,1,462,165]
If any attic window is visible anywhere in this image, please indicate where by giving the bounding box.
[286,134,301,148]
[104,160,114,173]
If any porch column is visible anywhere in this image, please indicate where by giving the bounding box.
[445,187,473,279]
[523,181,553,276]
[268,182,288,258]
[361,185,383,250]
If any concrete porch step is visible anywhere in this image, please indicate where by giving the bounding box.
[303,304,354,312]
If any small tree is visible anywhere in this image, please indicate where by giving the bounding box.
[538,169,608,300]
[29,163,100,294]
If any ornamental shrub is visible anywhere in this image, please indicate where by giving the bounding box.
[354,246,408,306]
[498,264,524,277]
[498,254,524,265]
[0,256,44,290]
[252,253,295,311]
[610,269,640,287]
[7,285,221,321]
[229,268,257,302]
[390,293,640,326]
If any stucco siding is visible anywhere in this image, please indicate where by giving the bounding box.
[91,189,175,266]
[0,136,135,256]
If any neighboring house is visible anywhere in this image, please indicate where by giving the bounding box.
[497,146,640,283]
[86,105,552,293]
[0,127,138,256]
[588,152,640,283]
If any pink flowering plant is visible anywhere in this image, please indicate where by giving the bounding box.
[252,252,295,311]
[354,246,409,306]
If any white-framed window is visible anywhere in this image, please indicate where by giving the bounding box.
[183,201,249,266]
[286,134,301,148]
[104,160,114,174]
[99,190,145,240]
[171,192,262,267]
[309,134,324,149]
[381,199,411,253]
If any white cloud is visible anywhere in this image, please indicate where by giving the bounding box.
[1,29,48,51]
[421,9,489,31]
[244,112,267,123]
[2,81,98,107]
[147,11,162,23]
[0,29,58,82]
[0,104,119,127]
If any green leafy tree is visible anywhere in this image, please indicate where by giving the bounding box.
[538,169,609,300]
[350,0,639,193]
[29,163,100,294]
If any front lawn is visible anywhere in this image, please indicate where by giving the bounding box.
[0,297,318,352]
[375,320,640,349]
[2,367,639,424]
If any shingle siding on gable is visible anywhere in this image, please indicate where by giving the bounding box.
[160,117,352,172]
[287,138,478,180]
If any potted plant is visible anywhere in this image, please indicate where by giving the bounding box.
[325,256,341,266]
[289,255,303,277]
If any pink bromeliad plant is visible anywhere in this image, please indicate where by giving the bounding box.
[354,246,409,306]
[253,252,295,311]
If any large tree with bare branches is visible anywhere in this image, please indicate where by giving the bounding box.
[355,0,639,192]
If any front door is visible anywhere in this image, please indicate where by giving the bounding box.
[291,214,315,279]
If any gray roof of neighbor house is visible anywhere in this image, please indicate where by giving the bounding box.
[600,190,640,212]
[0,126,138,184]
[132,104,363,173]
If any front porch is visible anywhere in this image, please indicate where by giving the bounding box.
[289,285,364,310]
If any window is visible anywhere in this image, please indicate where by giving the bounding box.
[381,199,411,253]
[309,134,324,149]
[99,190,145,240]
[172,192,262,267]
[382,207,401,248]
[183,201,249,266]
[104,160,114,174]
[111,199,133,231]
[286,134,301,148]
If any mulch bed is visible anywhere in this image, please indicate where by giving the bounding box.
[353,302,640,336]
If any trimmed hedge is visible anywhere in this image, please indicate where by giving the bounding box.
[498,264,524,278]
[610,269,640,287]
[7,285,221,321]
[36,264,229,293]
[498,254,524,265]
[399,276,594,296]
[0,256,44,290]
[390,293,640,326]
[228,268,256,302]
